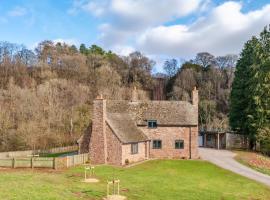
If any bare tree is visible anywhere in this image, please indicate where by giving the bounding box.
[193,52,217,68]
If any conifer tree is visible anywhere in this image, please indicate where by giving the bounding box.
[230,26,270,150]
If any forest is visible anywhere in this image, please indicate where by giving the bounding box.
[0,39,237,151]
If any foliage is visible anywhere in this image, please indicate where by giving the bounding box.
[0,40,154,151]
[166,53,237,130]
[230,26,270,149]
[163,58,179,77]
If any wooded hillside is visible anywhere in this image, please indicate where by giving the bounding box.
[0,40,236,151]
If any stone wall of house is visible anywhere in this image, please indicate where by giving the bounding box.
[89,98,107,164]
[105,123,122,165]
[139,126,199,159]
[121,142,148,165]
[190,127,199,158]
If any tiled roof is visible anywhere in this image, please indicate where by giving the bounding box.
[106,112,149,143]
[107,100,198,126]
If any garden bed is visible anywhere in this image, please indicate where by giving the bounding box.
[234,150,270,175]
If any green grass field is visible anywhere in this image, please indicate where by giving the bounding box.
[0,160,269,200]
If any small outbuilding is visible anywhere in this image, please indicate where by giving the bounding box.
[199,130,248,149]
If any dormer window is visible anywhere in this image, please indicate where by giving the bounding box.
[148,120,157,128]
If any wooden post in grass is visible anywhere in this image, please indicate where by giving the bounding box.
[107,179,120,197]
[217,133,220,150]
[12,158,16,168]
[53,158,56,169]
[84,166,95,180]
[85,166,90,180]
[31,157,34,169]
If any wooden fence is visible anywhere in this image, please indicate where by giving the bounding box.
[54,153,89,169]
[0,145,78,158]
[0,153,89,169]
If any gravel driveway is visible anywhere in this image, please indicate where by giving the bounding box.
[199,148,270,187]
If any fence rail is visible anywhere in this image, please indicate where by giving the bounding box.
[0,146,78,158]
[0,153,89,169]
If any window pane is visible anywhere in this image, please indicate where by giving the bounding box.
[175,140,184,149]
[153,140,162,149]
[148,120,157,128]
[131,143,138,154]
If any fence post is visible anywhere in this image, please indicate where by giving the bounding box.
[12,158,16,168]
[53,158,56,169]
[31,157,34,169]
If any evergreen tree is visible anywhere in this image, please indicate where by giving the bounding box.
[248,27,270,144]
[230,26,270,149]
[88,45,105,55]
[79,44,88,55]
[229,37,259,135]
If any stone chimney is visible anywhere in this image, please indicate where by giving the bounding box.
[192,86,199,108]
[131,86,138,101]
[89,95,107,164]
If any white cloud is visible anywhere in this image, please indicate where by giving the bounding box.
[68,0,109,16]
[68,0,270,64]
[82,1,108,17]
[111,45,135,56]
[8,6,27,17]
[73,0,205,50]
[30,38,80,51]
[110,0,203,30]
[137,2,270,57]
[53,38,79,46]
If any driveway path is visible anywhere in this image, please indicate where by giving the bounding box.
[199,148,270,187]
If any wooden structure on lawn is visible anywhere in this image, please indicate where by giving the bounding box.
[83,166,99,183]
[105,179,126,200]
[199,130,248,150]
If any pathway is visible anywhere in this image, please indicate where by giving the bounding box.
[199,148,270,187]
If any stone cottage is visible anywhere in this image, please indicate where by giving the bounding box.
[79,88,199,166]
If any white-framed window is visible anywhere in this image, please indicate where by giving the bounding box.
[131,143,138,154]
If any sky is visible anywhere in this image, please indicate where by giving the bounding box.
[0,0,270,71]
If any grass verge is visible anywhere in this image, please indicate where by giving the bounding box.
[234,150,270,176]
[0,159,269,200]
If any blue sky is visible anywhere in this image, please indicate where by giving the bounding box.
[0,0,270,71]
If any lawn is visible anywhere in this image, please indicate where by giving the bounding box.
[234,150,270,176]
[0,160,269,200]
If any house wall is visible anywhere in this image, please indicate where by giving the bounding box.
[105,123,122,165]
[139,126,198,159]
[190,127,199,158]
[121,141,148,165]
